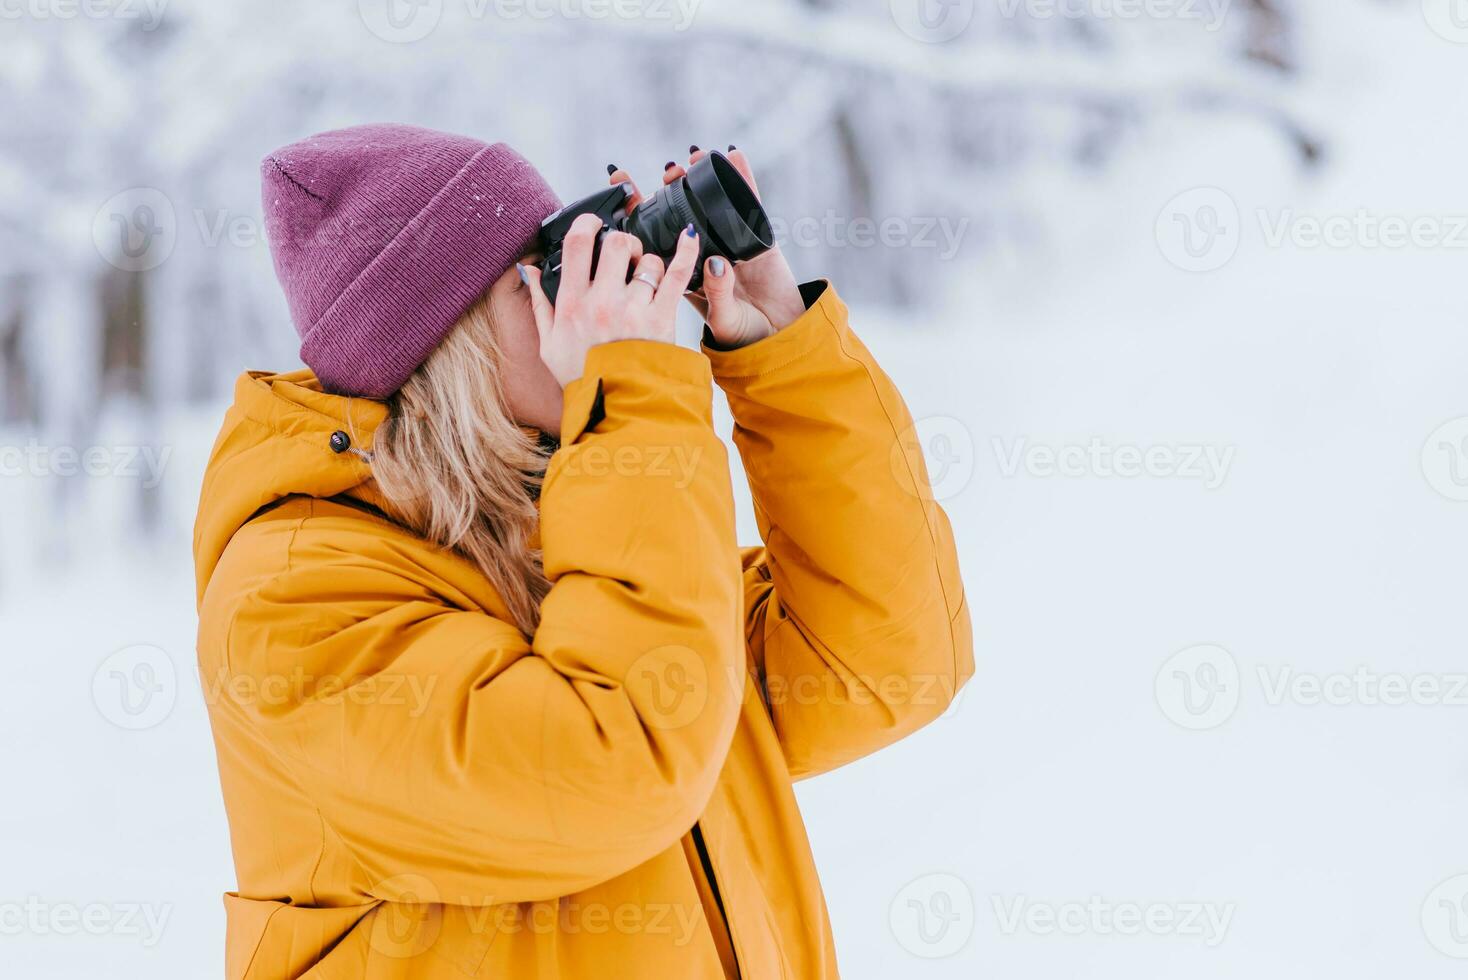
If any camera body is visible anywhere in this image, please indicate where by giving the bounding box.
[537,151,774,304]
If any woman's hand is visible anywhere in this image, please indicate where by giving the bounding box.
[612,147,807,351]
[521,212,701,388]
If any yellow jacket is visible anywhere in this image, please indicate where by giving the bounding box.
[194,282,972,979]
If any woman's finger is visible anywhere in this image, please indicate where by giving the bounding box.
[628,253,666,304]
[724,147,761,198]
[558,212,603,300]
[653,225,700,315]
[700,255,740,334]
[609,165,645,213]
[520,263,554,346]
[646,146,750,198]
[592,231,642,291]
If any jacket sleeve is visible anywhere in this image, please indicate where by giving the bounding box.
[704,282,973,779]
[222,341,743,904]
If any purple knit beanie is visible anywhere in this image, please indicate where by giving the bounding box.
[262,123,561,399]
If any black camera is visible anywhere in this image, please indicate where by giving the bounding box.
[536,151,774,303]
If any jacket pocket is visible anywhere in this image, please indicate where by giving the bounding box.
[223,893,379,979]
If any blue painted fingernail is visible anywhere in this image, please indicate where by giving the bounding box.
[709,257,727,277]
[517,263,529,284]
[685,223,697,238]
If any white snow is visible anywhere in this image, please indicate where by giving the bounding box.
[3,0,1467,977]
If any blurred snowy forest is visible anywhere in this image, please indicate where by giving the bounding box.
[0,0,1331,577]
[9,3,1468,979]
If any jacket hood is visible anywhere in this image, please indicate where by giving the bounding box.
[193,369,390,605]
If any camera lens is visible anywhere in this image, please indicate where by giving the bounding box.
[620,178,697,264]
[685,152,774,260]
[623,151,774,291]
[537,151,774,302]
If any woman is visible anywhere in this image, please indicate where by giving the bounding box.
[195,123,972,979]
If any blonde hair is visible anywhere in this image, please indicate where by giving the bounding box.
[371,292,551,635]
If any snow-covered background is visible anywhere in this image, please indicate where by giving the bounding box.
[3,0,1468,977]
